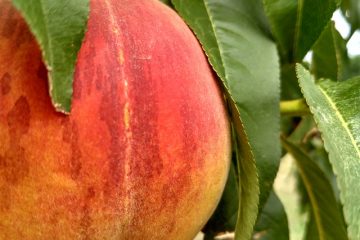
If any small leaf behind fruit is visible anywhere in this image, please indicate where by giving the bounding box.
[263,0,298,62]
[297,64,360,239]
[11,0,89,113]
[294,0,337,61]
[282,137,348,240]
[264,0,337,62]
[341,0,360,33]
[311,21,347,81]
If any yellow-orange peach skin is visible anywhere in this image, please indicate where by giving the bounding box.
[0,0,231,239]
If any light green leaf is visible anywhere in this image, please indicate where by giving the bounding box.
[11,0,89,113]
[297,64,360,239]
[311,21,347,80]
[264,0,337,62]
[172,0,280,212]
[282,138,348,240]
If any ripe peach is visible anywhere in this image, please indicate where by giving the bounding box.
[0,0,231,239]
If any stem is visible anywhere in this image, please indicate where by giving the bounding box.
[280,99,310,116]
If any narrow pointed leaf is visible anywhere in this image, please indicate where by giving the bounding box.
[172,0,280,214]
[11,0,89,113]
[264,0,337,62]
[294,0,337,60]
[263,0,297,62]
[230,99,260,240]
[304,207,321,240]
[282,138,348,240]
[341,0,360,32]
[297,64,360,239]
[311,22,347,80]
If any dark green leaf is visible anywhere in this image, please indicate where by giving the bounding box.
[304,207,320,240]
[230,100,260,240]
[297,65,360,239]
[311,22,348,80]
[282,138,348,240]
[280,63,302,100]
[341,0,360,32]
[232,0,272,37]
[294,0,337,61]
[288,116,315,143]
[11,0,89,113]
[308,144,344,208]
[172,0,280,218]
[280,63,303,138]
[263,0,297,62]
[264,0,337,62]
[254,190,289,240]
[344,55,360,79]
[159,0,173,7]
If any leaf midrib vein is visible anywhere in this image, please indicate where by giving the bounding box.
[318,86,360,159]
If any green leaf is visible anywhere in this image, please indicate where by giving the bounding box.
[230,100,260,240]
[297,64,360,239]
[294,0,337,61]
[264,0,337,62]
[254,190,289,240]
[341,0,360,32]
[231,0,272,38]
[304,207,321,240]
[11,0,89,113]
[311,22,347,81]
[159,0,173,7]
[282,138,348,240]
[288,116,315,143]
[172,0,280,215]
[263,0,298,62]
[344,55,360,79]
[280,63,302,101]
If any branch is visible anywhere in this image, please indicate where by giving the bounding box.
[280,99,310,117]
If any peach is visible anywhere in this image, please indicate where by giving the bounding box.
[0,0,231,239]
